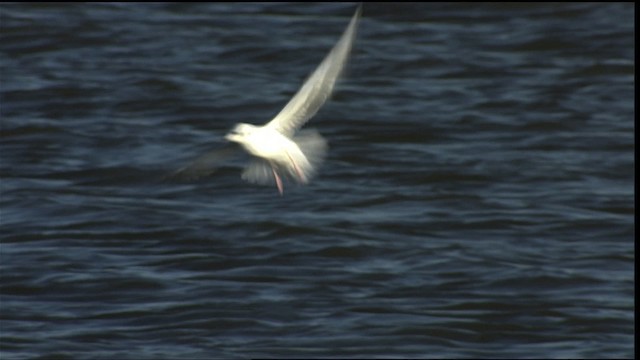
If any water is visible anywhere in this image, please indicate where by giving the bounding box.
[0,3,634,359]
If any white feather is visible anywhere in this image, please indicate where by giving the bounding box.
[175,6,360,195]
[266,6,361,137]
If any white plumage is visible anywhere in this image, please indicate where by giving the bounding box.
[175,6,361,195]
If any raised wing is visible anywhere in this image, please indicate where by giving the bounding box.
[266,5,361,137]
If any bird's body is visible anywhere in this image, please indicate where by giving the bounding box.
[225,124,319,193]
[226,124,298,166]
[173,5,361,195]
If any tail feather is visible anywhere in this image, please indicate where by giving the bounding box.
[241,129,327,188]
[292,129,328,181]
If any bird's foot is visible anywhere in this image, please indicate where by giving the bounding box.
[272,167,284,195]
[286,152,306,183]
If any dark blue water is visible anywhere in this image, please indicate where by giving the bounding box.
[1,3,634,359]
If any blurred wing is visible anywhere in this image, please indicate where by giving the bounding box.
[266,5,361,136]
[165,144,240,181]
[242,158,276,186]
[242,130,327,187]
[291,129,328,181]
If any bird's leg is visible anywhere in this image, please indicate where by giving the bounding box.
[286,151,306,183]
[272,167,284,195]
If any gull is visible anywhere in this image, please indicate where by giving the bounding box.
[171,5,361,195]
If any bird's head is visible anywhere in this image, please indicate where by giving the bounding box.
[224,123,256,143]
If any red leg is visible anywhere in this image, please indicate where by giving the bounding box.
[272,167,283,195]
[286,152,306,183]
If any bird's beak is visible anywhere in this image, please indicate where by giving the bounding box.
[224,133,237,142]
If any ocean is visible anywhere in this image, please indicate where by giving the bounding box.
[0,3,634,359]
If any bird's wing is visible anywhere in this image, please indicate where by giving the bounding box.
[265,5,361,137]
[165,144,240,181]
[241,158,278,186]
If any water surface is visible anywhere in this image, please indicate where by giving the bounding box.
[0,3,634,359]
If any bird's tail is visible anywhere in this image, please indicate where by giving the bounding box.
[292,129,328,182]
[241,130,327,188]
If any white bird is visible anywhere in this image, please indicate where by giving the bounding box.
[172,5,361,195]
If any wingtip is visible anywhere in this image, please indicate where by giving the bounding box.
[353,4,363,24]
[346,4,362,42]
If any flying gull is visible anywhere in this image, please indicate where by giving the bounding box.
[172,6,361,195]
